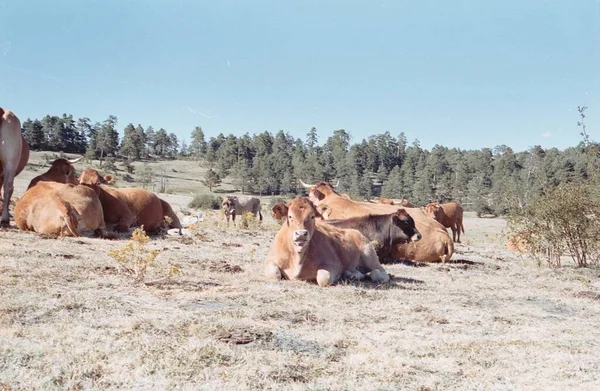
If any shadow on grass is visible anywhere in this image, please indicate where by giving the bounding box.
[382,258,429,267]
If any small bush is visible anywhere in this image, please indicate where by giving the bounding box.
[189,194,222,210]
[239,211,260,229]
[108,227,181,284]
[508,182,600,267]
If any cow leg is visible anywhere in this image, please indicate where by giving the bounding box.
[231,212,236,226]
[1,168,15,226]
[265,261,282,280]
[455,223,461,243]
[360,244,390,284]
[343,269,366,281]
[451,226,458,243]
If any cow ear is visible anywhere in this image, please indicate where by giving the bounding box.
[271,204,288,220]
[313,189,325,201]
[103,175,114,184]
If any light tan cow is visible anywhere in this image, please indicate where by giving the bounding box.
[265,197,390,286]
[423,202,465,243]
[14,181,107,237]
[27,157,82,190]
[0,108,25,226]
[299,180,454,263]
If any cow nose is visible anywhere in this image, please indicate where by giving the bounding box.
[411,233,422,242]
[294,230,308,240]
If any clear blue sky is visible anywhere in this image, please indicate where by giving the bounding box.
[1,0,598,152]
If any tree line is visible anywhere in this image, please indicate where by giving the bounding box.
[21,110,598,215]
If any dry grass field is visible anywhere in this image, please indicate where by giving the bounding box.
[1,154,600,390]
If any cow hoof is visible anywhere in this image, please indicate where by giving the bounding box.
[0,220,9,228]
[316,270,332,287]
[343,270,365,281]
[265,262,282,280]
[369,269,390,284]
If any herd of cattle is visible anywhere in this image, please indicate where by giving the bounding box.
[1,107,466,287]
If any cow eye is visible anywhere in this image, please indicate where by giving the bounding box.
[288,215,292,220]
[311,215,315,219]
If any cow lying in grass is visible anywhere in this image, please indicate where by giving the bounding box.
[274,204,422,262]
[265,197,390,287]
[78,168,182,234]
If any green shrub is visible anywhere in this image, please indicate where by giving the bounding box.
[189,194,222,210]
[508,182,600,267]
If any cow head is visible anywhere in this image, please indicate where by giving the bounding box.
[299,179,340,206]
[78,168,114,186]
[222,196,237,215]
[423,202,443,222]
[275,197,322,253]
[392,208,422,242]
[271,203,288,220]
[48,158,81,185]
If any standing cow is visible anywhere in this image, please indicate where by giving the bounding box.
[0,108,26,226]
[423,202,465,243]
[222,195,262,224]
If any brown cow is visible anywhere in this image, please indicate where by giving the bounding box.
[14,181,107,237]
[507,231,533,253]
[299,180,454,263]
[423,202,465,243]
[27,157,82,190]
[322,209,422,260]
[265,197,390,286]
[78,168,182,234]
[0,108,25,226]
[78,168,136,232]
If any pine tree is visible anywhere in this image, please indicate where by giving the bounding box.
[97,115,119,164]
[145,126,155,156]
[190,126,208,158]
[120,123,140,159]
[153,128,169,156]
[202,168,221,191]
[22,119,45,150]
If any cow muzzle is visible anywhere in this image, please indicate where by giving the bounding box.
[293,229,309,249]
[411,232,422,242]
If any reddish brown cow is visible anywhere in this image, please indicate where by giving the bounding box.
[423,202,465,243]
[265,197,390,286]
[78,168,182,234]
[15,181,107,237]
[299,180,454,263]
[27,157,82,190]
[78,168,136,232]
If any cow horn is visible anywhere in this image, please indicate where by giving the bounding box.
[333,179,340,187]
[298,179,313,188]
[68,156,84,163]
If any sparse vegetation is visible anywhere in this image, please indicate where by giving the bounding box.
[108,227,180,284]
[238,211,260,229]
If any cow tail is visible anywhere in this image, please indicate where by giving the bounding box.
[442,237,455,263]
[461,220,465,234]
[58,199,80,237]
[259,210,263,221]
